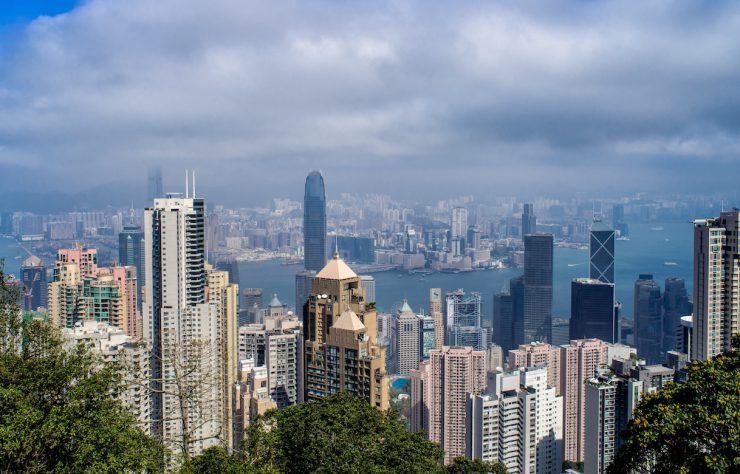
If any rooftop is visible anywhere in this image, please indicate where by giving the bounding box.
[316,253,357,280]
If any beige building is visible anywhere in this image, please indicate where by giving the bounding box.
[303,253,389,409]
[232,358,277,450]
[560,339,608,462]
[394,300,420,375]
[410,346,486,463]
[508,341,561,395]
[429,288,444,350]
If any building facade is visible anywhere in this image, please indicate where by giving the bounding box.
[524,234,553,344]
[303,170,327,272]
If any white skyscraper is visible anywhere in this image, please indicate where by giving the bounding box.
[394,300,420,375]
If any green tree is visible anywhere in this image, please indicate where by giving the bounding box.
[0,262,165,473]
[446,456,507,474]
[608,335,740,474]
[182,446,257,474]
[244,391,445,473]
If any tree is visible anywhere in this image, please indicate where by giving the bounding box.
[608,335,740,474]
[0,262,165,473]
[182,447,256,474]
[445,457,507,474]
[244,391,445,473]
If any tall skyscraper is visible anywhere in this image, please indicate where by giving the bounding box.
[359,275,376,303]
[147,166,163,204]
[303,170,327,272]
[20,255,47,311]
[521,203,537,237]
[143,193,231,455]
[467,367,563,474]
[561,339,609,462]
[524,234,553,344]
[445,289,488,351]
[662,277,691,354]
[570,278,617,343]
[692,212,740,361]
[419,315,437,359]
[303,252,388,409]
[429,288,444,351]
[492,292,514,352]
[119,225,144,310]
[589,220,615,284]
[612,203,629,237]
[410,346,486,463]
[451,207,468,254]
[510,275,525,347]
[294,271,315,320]
[634,274,663,364]
[394,300,420,375]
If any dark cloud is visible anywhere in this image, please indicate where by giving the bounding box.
[0,0,739,204]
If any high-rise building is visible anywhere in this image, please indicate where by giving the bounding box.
[119,225,144,310]
[570,278,617,343]
[232,359,277,449]
[147,166,163,204]
[467,367,563,474]
[492,292,514,352]
[692,212,740,360]
[294,271,315,320]
[560,339,609,462]
[510,275,525,347]
[20,255,47,311]
[612,204,629,238]
[662,277,691,354]
[522,203,537,237]
[589,220,615,284]
[429,288,444,351]
[359,275,376,303]
[303,253,388,409]
[634,274,663,364]
[303,170,327,272]
[507,341,561,395]
[419,315,437,359]
[552,318,570,346]
[394,300,420,375]
[410,346,486,463]
[524,234,553,344]
[451,207,468,247]
[445,289,488,351]
[143,193,231,455]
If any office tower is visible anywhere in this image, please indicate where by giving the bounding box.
[331,235,376,263]
[492,292,514,352]
[524,234,553,344]
[232,359,277,449]
[394,300,420,375]
[429,288,444,351]
[63,321,151,429]
[634,274,663,364]
[147,165,163,203]
[215,257,240,292]
[662,277,691,354]
[552,318,570,346]
[405,227,418,254]
[144,193,229,455]
[560,339,609,462]
[303,170,327,272]
[612,204,629,237]
[48,246,139,336]
[237,307,303,409]
[419,315,437,359]
[410,346,486,463]
[589,220,615,284]
[467,226,481,250]
[507,341,561,394]
[677,315,693,355]
[467,367,563,474]
[303,253,388,409]
[692,212,740,360]
[20,255,47,311]
[570,278,617,343]
[451,207,468,249]
[522,203,537,237]
[510,276,525,347]
[359,275,376,303]
[119,225,144,309]
[445,289,488,351]
[241,287,263,326]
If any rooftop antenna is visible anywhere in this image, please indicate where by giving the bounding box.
[334,236,339,258]
[185,170,189,198]
[192,170,196,198]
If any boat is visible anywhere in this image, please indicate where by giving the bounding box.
[650,226,664,231]
[616,236,630,241]
[663,261,678,266]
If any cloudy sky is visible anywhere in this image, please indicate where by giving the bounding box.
[0,0,739,205]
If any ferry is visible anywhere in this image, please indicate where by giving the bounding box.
[663,261,678,266]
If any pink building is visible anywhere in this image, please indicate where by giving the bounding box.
[410,346,486,463]
[560,339,608,462]
[56,244,98,277]
[507,342,561,395]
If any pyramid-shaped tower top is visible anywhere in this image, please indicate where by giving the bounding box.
[332,308,366,331]
[315,252,357,280]
[268,293,283,308]
[399,299,413,314]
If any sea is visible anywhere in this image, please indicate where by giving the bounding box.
[0,222,693,320]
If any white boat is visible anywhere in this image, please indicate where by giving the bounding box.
[663,261,678,266]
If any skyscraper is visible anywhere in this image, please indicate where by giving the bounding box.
[294,272,315,320]
[612,203,629,237]
[445,289,488,351]
[20,255,47,311]
[492,292,514,352]
[692,212,740,361]
[303,252,388,409]
[147,165,163,204]
[410,346,486,463]
[507,341,561,394]
[523,234,553,344]
[570,278,617,343]
[144,193,231,455]
[394,300,420,375]
[451,207,468,254]
[510,275,525,347]
[429,288,444,351]
[521,203,537,237]
[303,170,327,272]
[119,225,144,309]
[662,277,691,354]
[634,274,663,364]
[590,220,615,284]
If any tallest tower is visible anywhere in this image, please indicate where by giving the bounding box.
[303,170,327,272]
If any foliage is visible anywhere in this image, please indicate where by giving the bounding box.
[608,334,740,474]
[0,263,165,473]
[244,391,445,473]
[182,447,259,474]
[445,457,507,474]
[562,460,584,472]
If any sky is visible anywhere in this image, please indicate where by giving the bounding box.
[1,0,739,207]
